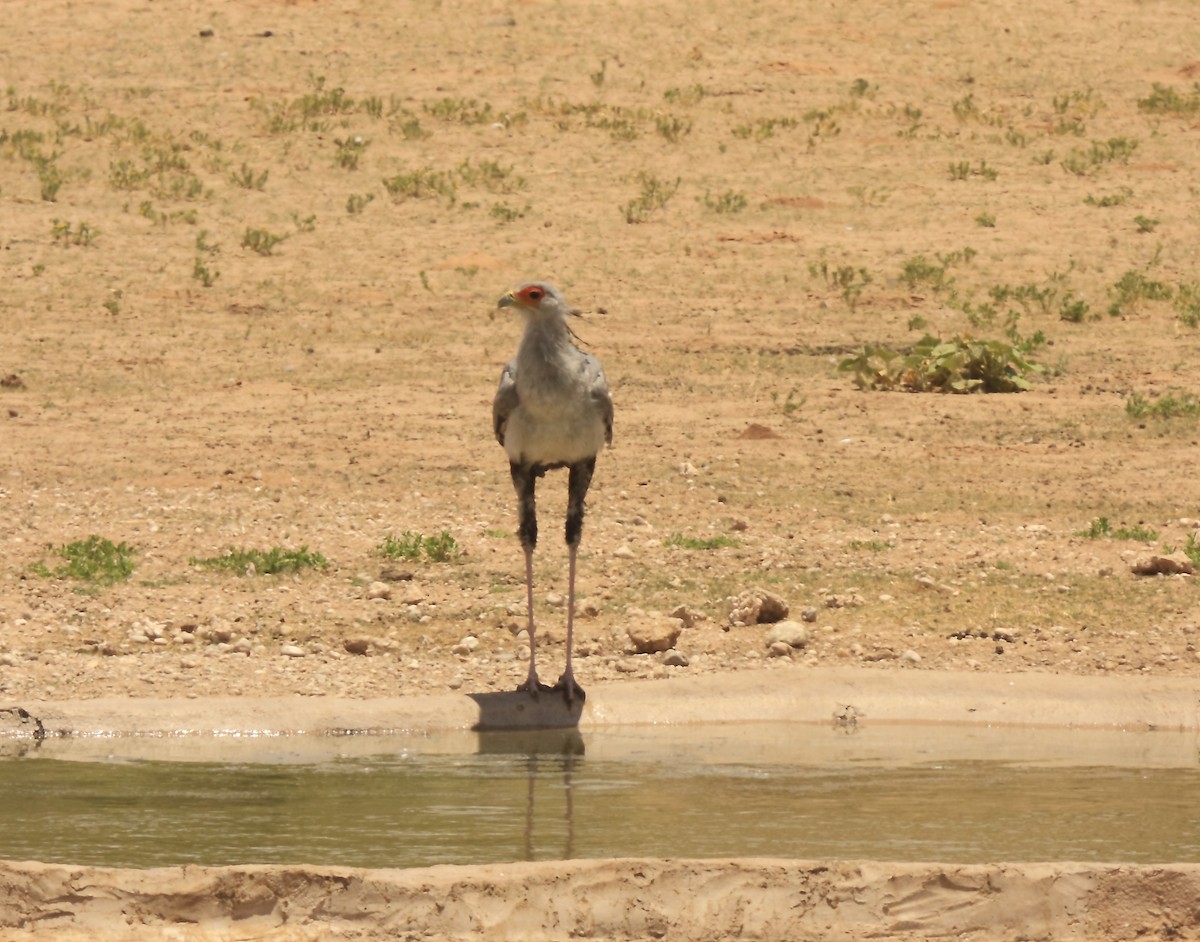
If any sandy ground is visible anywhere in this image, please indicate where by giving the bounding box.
[3,0,1200,937]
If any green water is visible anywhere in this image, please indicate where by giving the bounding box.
[2,724,1198,868]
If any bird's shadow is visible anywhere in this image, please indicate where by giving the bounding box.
[468,689,584,731]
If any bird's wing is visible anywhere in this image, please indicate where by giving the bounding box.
[492,360,518,447]
[584,354,614,445]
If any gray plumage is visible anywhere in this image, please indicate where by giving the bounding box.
[492,281,612,704]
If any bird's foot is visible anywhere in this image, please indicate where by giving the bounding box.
[515,677,553,699]
[552,674,586,706]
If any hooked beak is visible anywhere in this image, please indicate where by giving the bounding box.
[491,291,517,322]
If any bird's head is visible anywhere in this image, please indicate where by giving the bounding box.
[497,282,575,321]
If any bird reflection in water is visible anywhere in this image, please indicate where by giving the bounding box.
[475,728,584,861]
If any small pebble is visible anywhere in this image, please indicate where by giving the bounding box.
[280,644,305,658]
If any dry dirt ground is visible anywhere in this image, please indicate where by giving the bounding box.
[2,0,1200,938]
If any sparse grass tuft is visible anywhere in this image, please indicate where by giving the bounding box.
[379,530,459,562]
[1107,269,1172,316]
[622,172,680,223]
[51,219,98,247]
[808,258,872,312]
[230,162,269,190]
[190,546,328,576]
[1137,82,1200,116]
[1125,390,1200,421]
[701,189,747,213]
[242,227,288,256]
[33,535,136,585]
[663,532,740,550]
[1076,517,1159,542]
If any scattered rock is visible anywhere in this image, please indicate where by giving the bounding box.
[901,649,922,664]
[728,589,789,626]
[627,616,684,654]
[670,605,705,629]
[280,644,305,658]
[613,545,635,559]
[343,638,371,656]
[661,649,689,667]
[767,641,793,658]
[451,636,479,656]
[765,621,809,649]
[366,581,392,601]
[545,592,565,608]
[1131,553,1195,576]
[400,585,426,605]
[800,607,818,623]
[379,567,414,582]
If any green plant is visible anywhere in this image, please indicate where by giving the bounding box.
[192,257,219,287]
[1183,533,1200,567]
[771,387,805,420]
[975,211,996,227]
[808,259,872,312]
[334,135,369,170]
[839,333,1042,393]
[622,172,680,223]
[34,535,136,585]
[899,248,975,294]
[230,162,269,189]
[1173,282,1200,327]
[1137,82,1200,116]
[1133,214,1159,233]
[702,189,747,214]
[1076,517,1159,542]
[731,116,798,141]
[102,290,122,316]
[849,77,878,99]
[1108,269,1172,316]
[1084,188,1132,207]
[456,158,525,193]
[422,530,460,562]
[108,159,152,190]
[242,227,287,256]
[190,546,327,575]
[663,532,739,550]
[489,202,524,223]
[655,114,692,142]
[380,531,423,560]
[949,159,998,181]
[382,166,457,204]
[51,219,98,247]
[1060,137,1138,175]
[346,192,375,214]
[424,96,494,124]
[1058,292,1091,322]
[1125,390,1200,420]
[663,84,707,105]
[379,530,459,562]
[35,156,63,201]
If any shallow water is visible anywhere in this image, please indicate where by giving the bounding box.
[2,723,1197,868]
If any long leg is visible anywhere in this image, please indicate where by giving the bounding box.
[558,458,595,704]
[511,462,545,695]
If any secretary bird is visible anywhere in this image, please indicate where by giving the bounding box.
[492,282,612,705]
